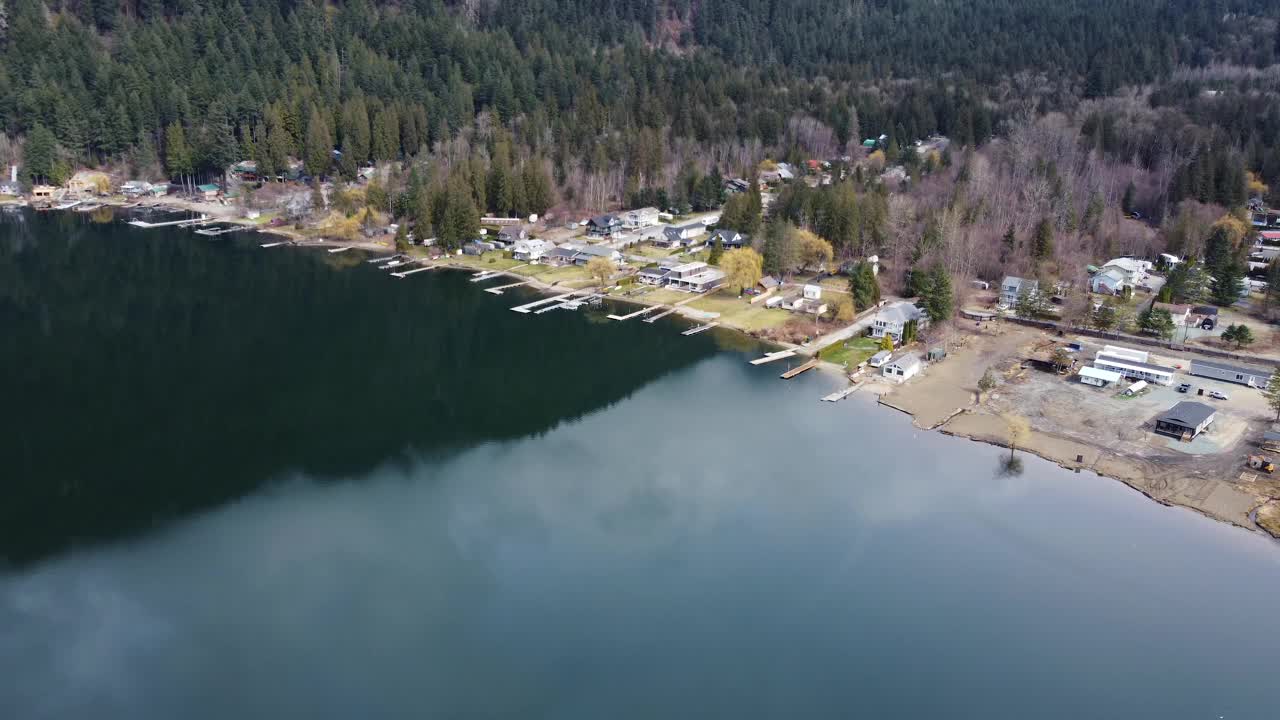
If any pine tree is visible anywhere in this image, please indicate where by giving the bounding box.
[165,121,192,192]
[923,263,953,323]
[708,238,724,265]
[23,123,58,184]
[1031,217,1054,263]
[304,106,332,178]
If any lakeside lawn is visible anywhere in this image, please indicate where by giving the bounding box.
[516,262,592,286]
[688,290,792,332]
[818,336,880,368]
[630,245,677,260]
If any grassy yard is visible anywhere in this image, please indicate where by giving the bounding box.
[515,262,591,286]
[631,244,678,260]
[818,336,880,368]
[688,290,792,332]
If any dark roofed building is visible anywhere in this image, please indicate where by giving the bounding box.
[1154,401,1216,440]
[586,214,623,238]
[709,229,748,248]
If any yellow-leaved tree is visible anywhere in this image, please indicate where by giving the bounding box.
[721,248,763,294]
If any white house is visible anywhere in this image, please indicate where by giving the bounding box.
[870,301,928,343]
[1093,352,1175,385]
[1079,366,1123,387]
[512,238,552,262]
[1101,257,1152,286]
[661,223,704,248]
[1000,276,1038,307]
[664,262,725,292]
[803,284,822,300]
[1100,345,1148,363]
[621,207,660,229]
[868,350,892,368]
[882,354,922,383]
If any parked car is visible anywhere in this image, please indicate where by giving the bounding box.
[1209,390,1230,400]
[1176,383,1192,393]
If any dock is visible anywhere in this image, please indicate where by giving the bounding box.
[681,322,719,336]
[821,383,862,402]
[470,270,504,283]
[749,349,797,365]
[780,358,820,379]
[512,292,578,314]
[53,200,82,210]
[260,241,289,248]
[327,246,353,253]
[367,256,399,264]
[127,215,209,229]
[391,265,436,278]
[484,280,530,295]
[643,307,679,323]
[608,304,664,321]
[535,293,600,314]
[194,226,243,237]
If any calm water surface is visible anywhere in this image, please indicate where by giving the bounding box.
[2,209,1279,718]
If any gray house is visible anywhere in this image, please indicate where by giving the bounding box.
[1154,401,1216,440]
[1188,359,1273,387]
[661,223,704,248]
[1001,276,1038,307]
[709,229,747,248]
[870,302,928,343]
[586,214,623,238]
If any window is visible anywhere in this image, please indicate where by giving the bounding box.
[1236,374,1243,380]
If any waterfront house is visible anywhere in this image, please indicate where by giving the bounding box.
[120,180,153,198]
[637,264,672,286]
[31,184,56,199]
[1093,352,1175,385]
[621,207,660,229]
[1154,401,1216,441]
[1079,366,1123,388]
[664,261,725,292]
[196,183,220,200]
[497,227,528,244]
[543,246,580,266]
[870,301,928,343]
[512,238,552,262]
[882,354,922,383]
[1188,359,1273,388]
[569,243,622,266]
[1000,276,1038,307]
[586,214,623,238]
[709,229,748,248]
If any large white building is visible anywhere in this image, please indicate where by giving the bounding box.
[870,302,928,343]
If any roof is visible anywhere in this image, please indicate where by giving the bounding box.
[1264,430,1280,443]
[1103,257,1149,273]
[886,354,922,371]
[1080,366,1124,383]
[1189,358,1273,377]
[759,275,780,289]
[875,301,924,325]
[669,261,707,273]
[1190,305,1219,316]
[196,183,219,192]
[1095,268,1126,283]
[638,265,670,277]
[711,229,745,243]
[1001,276,1037,292]
[870,350,892,362]
[1157,401,1216,428]
[1152,302,1191,315]
[1094,353,1175,376]
[588,214,619,227]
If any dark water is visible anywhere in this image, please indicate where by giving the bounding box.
[2,209,1279,719]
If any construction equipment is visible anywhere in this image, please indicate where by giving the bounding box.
[1247,455,1275,473]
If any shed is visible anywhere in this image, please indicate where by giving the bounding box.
[1154,401,1216,441]
[882,353,922,383]
[1187,359,1273,388]
[1079,366,1123,387]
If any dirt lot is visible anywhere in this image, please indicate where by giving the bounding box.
[878,322,1280,533]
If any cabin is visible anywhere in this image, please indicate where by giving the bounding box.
[570,243,621,266]
[882,354,922,383]
[1154,401,1216,441]
[196,183,220,200]
[512,239,552,262]
[543,246,580,266]
[1188,359,1273,388]
[1093,352,1175,386]
[1079,366,1123,388]
[586,214,623,238]
[868,350,892,368]
[497,227,528,244]
[1089,268,1127,295]
[31,184,56,199]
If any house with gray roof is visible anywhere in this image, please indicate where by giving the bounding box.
[1188,359,1273,387]
[1001,276,1039,306]
[1089,268,1127,295]
[660,223,704,248]
[1154,401,1216,440]
[586,214,623,238]
[870,301,928,343]
[709,229,748,248]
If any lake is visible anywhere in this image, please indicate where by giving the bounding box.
[2,208,1279,719]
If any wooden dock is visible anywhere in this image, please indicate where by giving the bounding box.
[643,307,679,323]
[391,265,436,278]
[327,245,353,254]
[780,358,820,379]
[749,349,797,365]
[821,383,861,402]
[484,280,530,295]
[194,226,243,237]
[127,215,209,229]
[682,322,719,336]
[512,292,577,314]
[470,271,503,282]
[260,241,289,248]
[608,304,664,321]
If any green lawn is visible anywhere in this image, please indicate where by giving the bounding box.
[515,262,591,286]
[631,245,677,260]
[688,290,792,332]
[818,336,880,368]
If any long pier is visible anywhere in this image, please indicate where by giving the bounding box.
[391,265,437,278]
[682,322,718,336]
[260,241,289,248]
[194,226,243,237]
[470,271,503,282]
[749,349,797,365]
[643,307,679,323]
[780,358,820,379]
[327,246,353,253]
[512,292,578,314]
[484,280,530,295]
[127,214,209,229]
[608,304,664,321]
